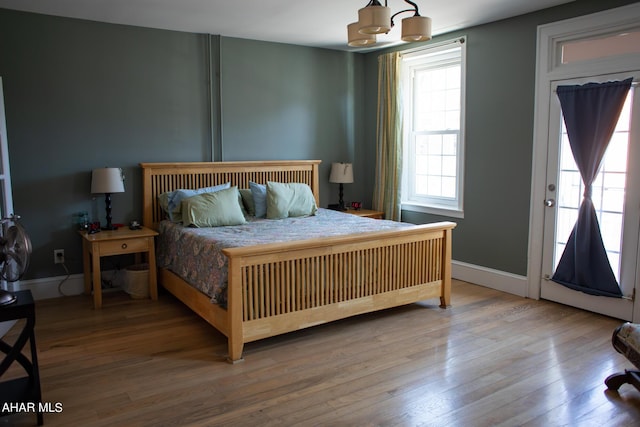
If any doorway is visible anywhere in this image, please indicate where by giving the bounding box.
[528,3,640,320]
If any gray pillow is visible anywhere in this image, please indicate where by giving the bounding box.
[239,188,255,216]
[181,186,247,227]
[249,181,267,218]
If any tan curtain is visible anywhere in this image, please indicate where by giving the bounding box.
[372,51,403,221]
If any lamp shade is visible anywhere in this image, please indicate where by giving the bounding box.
[401,15,432,42]
[91,167,125,194]
[358,4,391,34]
[348,22,377,47]
[329,163,354,184]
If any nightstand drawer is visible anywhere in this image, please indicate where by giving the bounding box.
[99,237,150,256]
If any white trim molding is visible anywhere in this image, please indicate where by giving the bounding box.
[13,274,85,300]
[452,260,528,298]
[15,268,130,301]
[17,263,528,303]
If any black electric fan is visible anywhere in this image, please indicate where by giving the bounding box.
[0,215,32,305]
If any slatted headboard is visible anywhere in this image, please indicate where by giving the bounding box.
[140,160,321,229]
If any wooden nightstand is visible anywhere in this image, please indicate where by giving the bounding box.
[79,226,159,308]
[345,208,385,219]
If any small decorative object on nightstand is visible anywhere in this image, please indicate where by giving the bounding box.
[79,225,158,309]
[329,162,353,211]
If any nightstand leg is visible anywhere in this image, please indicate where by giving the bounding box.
[91,246,102,309]
[82,239,91,295]
[147,237,158,301]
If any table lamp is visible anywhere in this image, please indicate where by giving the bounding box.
[329,163,354,211]
[91,167,125,230]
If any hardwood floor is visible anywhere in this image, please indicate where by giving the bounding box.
[2,280,640,426]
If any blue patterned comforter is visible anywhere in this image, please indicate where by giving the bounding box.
[157,208,410,306]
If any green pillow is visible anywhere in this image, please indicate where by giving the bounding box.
[181,187,247,227]
[158,182,231,223]
[266,181,318,219]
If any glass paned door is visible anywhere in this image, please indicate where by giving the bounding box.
[540,74,639,321]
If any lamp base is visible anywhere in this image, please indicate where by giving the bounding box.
[102,193,119,230]
[337,184,347,211]
[328,204,347,211]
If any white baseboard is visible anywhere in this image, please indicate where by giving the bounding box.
[15,262,528,301]
[9,274,85,300]
[452,260,528,298]
[10,268,127,301]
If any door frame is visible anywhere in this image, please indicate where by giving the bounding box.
[0,77,17,337]
[528,4,640,315]
[0,77,13,220]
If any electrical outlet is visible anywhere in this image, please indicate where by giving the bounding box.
[54,249,64,264]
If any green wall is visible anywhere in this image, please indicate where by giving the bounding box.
[218,37,367,206]
[0,10,211,280]
[362,0,638,276]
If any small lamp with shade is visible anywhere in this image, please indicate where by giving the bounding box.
[329,163,354,211]
[91,167,125,230]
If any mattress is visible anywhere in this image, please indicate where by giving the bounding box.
[156,208,410,306]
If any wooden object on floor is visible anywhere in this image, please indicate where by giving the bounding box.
[79,226,159,309]
[0,290,42,426]
[141,160,455,362]
[606,323,640,392]
[5,280,640,426]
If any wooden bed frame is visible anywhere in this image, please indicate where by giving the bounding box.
[141,160,456,363]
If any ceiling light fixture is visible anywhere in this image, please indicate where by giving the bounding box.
[347,0,432,47]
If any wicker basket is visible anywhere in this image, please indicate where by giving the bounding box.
[124,263,149,299]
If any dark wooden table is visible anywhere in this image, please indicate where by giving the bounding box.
[0,290,42,425]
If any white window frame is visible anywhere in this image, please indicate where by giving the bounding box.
[401,37,466,218]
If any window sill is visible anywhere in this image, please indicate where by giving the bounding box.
[401,203,464,219]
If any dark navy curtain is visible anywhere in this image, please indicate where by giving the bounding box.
[551,78,633,298]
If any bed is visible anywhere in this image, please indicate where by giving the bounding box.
[141,160,456,363]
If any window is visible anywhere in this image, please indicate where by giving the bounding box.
[401,38,466,217]
[560,30,640,65]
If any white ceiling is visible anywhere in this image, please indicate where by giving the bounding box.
[0,0,575,51]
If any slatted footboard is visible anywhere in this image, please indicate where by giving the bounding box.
[223,222,454,362]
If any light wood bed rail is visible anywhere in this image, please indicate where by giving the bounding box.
[141,160,455,363]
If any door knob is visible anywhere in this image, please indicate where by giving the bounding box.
[544,199,555,207]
